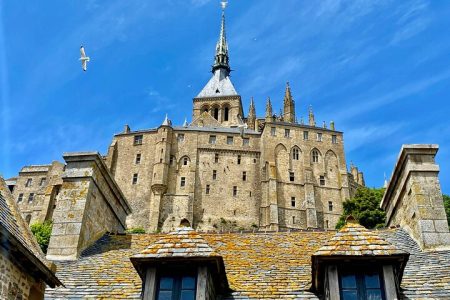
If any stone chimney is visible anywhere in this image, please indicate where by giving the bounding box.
[46,152,132,260]
[381,145,450,250]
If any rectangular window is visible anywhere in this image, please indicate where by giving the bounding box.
[303,131,309,140]
[242,171,247,181]
[292,216,296,224]
[209,135,216,144]
[135,153,141,164]
[214,153,219,163]
[233,186,237,196]
[291,197,296,207]
[227,136,233,145]
[289,172,295,182]
[39,177,46,186]
[28,193,34,203]
[156,274,197,300]
[25,178,32,187]
[17,193,23,203]
[271,127,276,136]
[243,138,250,146]
[237,155,241,165]
[285,129,290,138]
[134,134,143,145]
[317,132,323,142]
[177,134,185,143]
[212,170,217,180]
[205,185,210,195]
[320,175,325,186]
[332,135,337,144]
[328,201,333,212]
[339,269,385,300]
[180,177,186,187]
[132,173,138,185]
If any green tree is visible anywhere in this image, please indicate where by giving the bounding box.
[30,221,53,254]
[336,187,386,230]
[443,194,450,226]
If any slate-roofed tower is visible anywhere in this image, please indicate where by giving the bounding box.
[192,1,243,127]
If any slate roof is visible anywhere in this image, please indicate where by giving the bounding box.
[45,228,450,299]
[196,68,238,98]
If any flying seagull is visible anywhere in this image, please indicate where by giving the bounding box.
[79,46,90,71]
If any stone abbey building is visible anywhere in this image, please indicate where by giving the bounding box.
[7,6,365,234]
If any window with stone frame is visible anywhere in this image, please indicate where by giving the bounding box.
[132,173,138,185]
[209,135,216,144]
[214,153,219,163]
[183,157,189,166]
[242,171,247,181]
[303,131,309,140]
[291,197,296,207]
[242,138,250,146]
[17,193,23,203]
[39,177,46,186]
[271,127,276,136]
[285,129,290,138]
[237,155,241,164]
[205,185,210,195]
[227,136,233,145]
[212,170,217,180]
[328,201,333,212]
[25,178,32,187]
[180,177,186,187]
[177,134,185,143]
[292,148,300,160]
[332,135,338,144]
[232,186,237,196]
[289,172,295,182]
[312,150,319,163]
[134,134,143,145]
[320,176,325,186]
[28,193,34,203]
[135,153,141,164]
[317,132,323,142]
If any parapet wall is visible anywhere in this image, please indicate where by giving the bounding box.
[47,152,132,260]
[381,144,450,250]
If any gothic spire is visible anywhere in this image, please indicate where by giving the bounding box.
[265,97,273,122]
[283,82,295,123]
[247,97,256,130]
[212,1,230,74]
[308,105,315,126]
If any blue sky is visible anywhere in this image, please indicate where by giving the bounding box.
[0,0,449,194]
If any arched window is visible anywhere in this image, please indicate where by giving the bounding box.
[202,105,209,113]
[312,150,319,163]
[213,107,219,120]
[292,148,300,160]
[223,107,229,121]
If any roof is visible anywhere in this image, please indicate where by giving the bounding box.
[44,227,450,299]
[196,68,238,98]
[0,177,61,287]
[20,164,51,173]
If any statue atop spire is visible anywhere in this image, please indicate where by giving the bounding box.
[283,82,295,123]
[212,1,230,74]
[308,105,315,126]
[247,97,256,130]
[265,97,273,122]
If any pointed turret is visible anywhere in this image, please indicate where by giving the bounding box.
[283,82,295,123]
[183,118,189,128]
[265,97,273,122]
[247,97,256,130]
[308,105,315,126]
[212,1,230,74]
[162,114,171,126]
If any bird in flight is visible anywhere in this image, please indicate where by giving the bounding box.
[79,46,90,71]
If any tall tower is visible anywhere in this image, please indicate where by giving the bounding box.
[192,0,243,127]
[283,82,295,123]
[247,97,256,130]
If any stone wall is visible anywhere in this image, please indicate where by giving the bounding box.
[381,144,450,250]
[46,152,131,260]
[0,248,45,300]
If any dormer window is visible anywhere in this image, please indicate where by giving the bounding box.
[157,272,197,300]
[339,268,385,300]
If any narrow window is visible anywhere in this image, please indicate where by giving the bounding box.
[39,177,46,186]
[271,127,276,136]
[243,138,250,146]
[289,172,295,182]
[292,216,296,224]
[25,178,32,187]
[180,177,186,187]
[237,155,241,165]
[320,176,325,186]
[303,131,309,140]
[224,107,229,121]
[133,134,143,145]
[292,148,299,160]
[177,134,185,143]
[170,156,175,165]
[332,135,337,144]
[284,129,290,138]
[212,170,217,180]
[17,193,23,203]
[233,186,237,196]
[253,158,257,163]
[132,173,138,185]
[249,191,252,197]
[242,171,247,181]
[328,201,333,212]
[135,153,141,164]
[25,215,32,224]
[214,153,219,163]
[317,132,322,142]
[213,107,219,120]
[183,157,188,166]
[326,220,329,228]
[312,150,319,163]
[206,185,210,195]
[209,135,216,144]
[227,136,233,145]
[291,197,296,207]
[28,193,34,203]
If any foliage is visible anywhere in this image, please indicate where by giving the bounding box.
[336,187,386,230]
[30,221,53,254]
[443,194,450,227]
[127,227,146,234]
